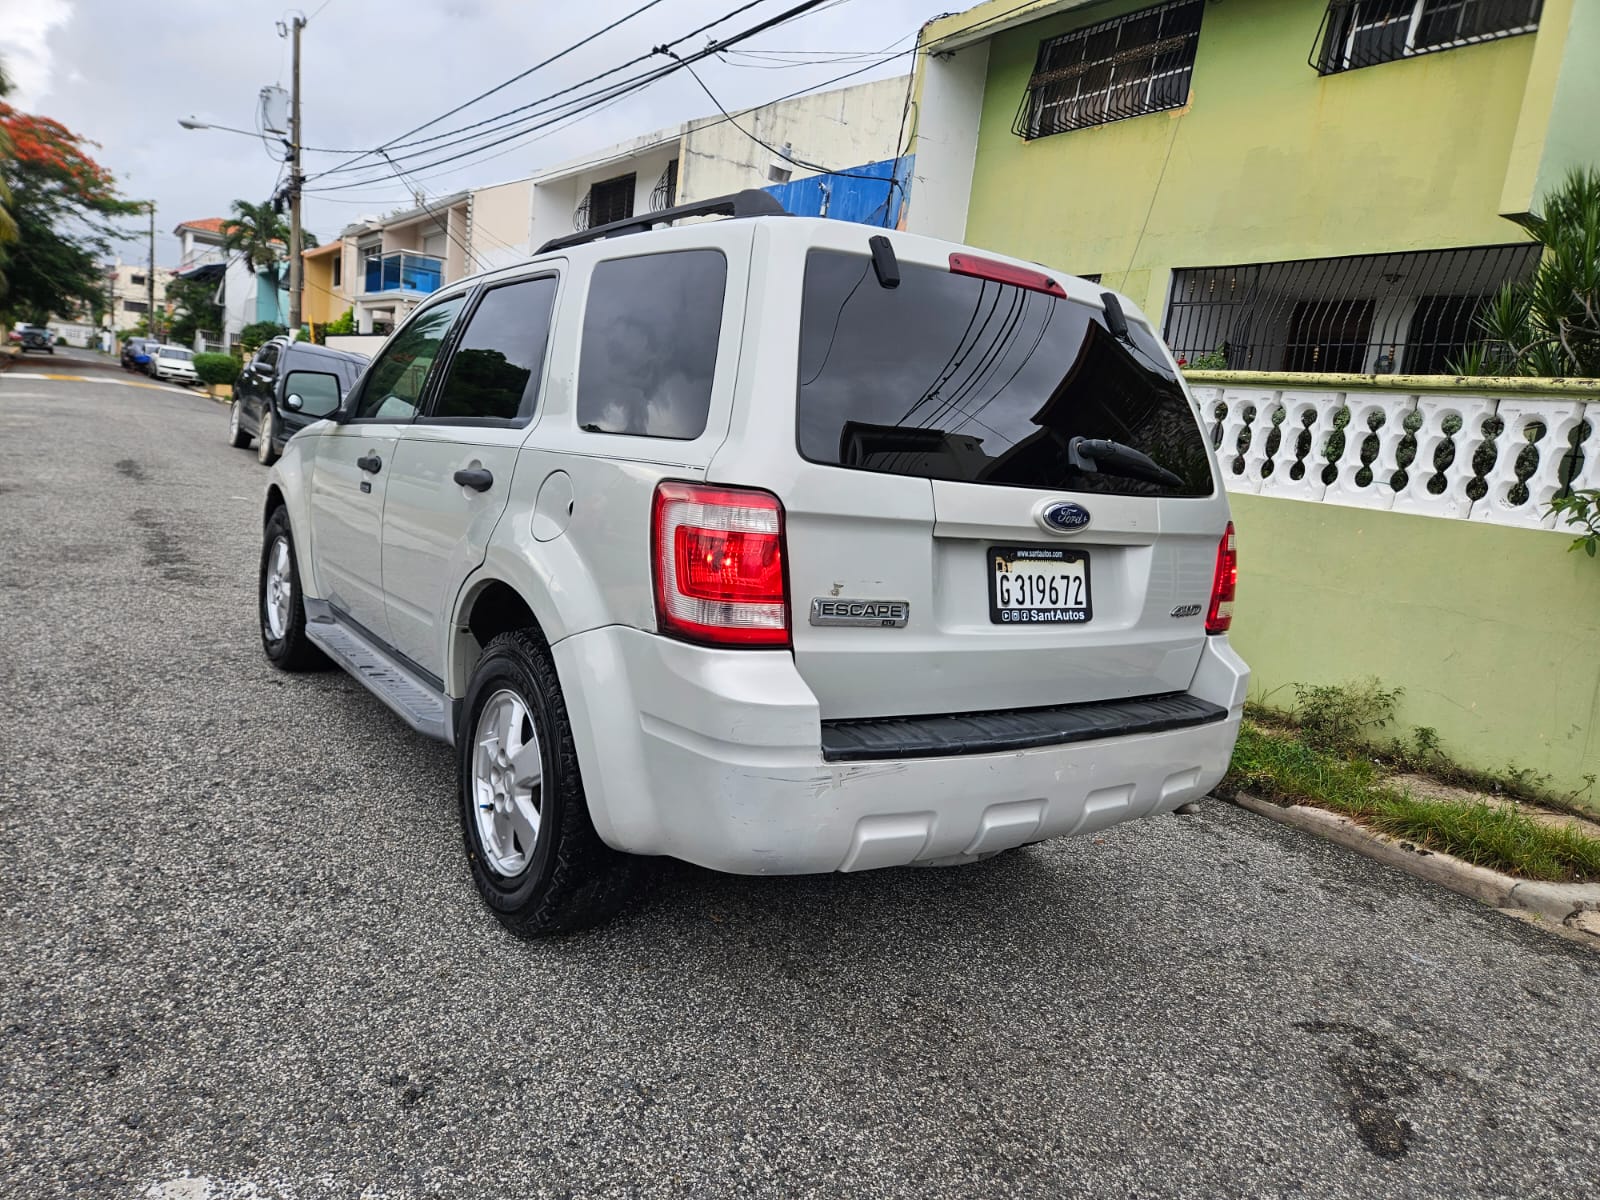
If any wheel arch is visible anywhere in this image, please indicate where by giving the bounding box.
[450,577,546,699]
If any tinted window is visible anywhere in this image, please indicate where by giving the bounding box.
[577,250,726,440]
[432,277,557,423]
[254,343,280,371]
[354,295,465,421]
[796,250,1213,497]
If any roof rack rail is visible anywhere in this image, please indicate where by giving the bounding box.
[536,189,786,254]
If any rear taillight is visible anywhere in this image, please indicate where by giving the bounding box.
[1206,522,1237,635]
[652,482,789,648]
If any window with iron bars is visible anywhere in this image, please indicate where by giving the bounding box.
[650,160,679,211]
[1311,0,1541,75]
[1162,244,1541,375]
[1015,0,1204,140]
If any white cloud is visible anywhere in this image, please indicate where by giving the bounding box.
[0,0,74,108]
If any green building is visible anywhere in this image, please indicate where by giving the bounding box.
[906,0,1600,372]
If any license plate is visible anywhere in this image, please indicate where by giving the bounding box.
[988,546,1092,625]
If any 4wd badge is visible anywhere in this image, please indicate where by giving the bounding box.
[809,598,910,628]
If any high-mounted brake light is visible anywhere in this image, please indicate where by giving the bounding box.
[652,482,789,648]
[1206,522,1237,635]
[948,253,1067,298]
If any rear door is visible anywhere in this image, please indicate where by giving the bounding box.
[726,226,1226,720]
[380,272,560,675]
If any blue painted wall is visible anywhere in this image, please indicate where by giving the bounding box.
[765,155,914,228]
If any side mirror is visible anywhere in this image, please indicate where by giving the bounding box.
[280,369,342,420]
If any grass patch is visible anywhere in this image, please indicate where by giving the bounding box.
[1223,722,1600,883]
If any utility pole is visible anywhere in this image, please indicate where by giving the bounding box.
[286,14,305,335]
[147,202,158,341]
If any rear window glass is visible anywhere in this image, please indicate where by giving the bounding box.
[577,250,727,440]
[797,250,1214,497]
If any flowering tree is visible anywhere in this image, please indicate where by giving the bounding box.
[0,74,140,323]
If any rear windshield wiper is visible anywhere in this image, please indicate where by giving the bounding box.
[1067,436,1185,490]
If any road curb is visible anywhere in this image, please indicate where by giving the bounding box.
[1230,793,1600,934]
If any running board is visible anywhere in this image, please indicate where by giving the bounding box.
[303,602,454,744]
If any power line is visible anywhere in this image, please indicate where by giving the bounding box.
[307,0,841,191]
[307,0,675,184]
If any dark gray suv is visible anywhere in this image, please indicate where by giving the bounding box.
[228,337,368,465]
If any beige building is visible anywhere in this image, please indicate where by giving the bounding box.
[103,260,177,346]
[340,192,470,334]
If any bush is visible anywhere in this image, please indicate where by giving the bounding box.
[325,306,356,336]
[240,321,287,353]
[1452,168,1600,377]
[193,352,241,387]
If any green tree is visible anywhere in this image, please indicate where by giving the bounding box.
[1454,168,1600,378]
[220,199,317,318]
[166,273,223,347]
[0,80,138,323]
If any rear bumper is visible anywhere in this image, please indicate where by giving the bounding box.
[555,626,1249,875]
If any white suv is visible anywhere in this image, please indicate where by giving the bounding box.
[259,191,1247,935]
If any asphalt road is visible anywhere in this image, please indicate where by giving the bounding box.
[3,358,1599,1199]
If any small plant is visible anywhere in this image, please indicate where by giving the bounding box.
[1410,725,1442,762]
[1449,168,1600,378]
[1549,488,1600,557]
[1181,345,1228,371]
[193,352,241,387]
[1291,678,1402,753]
[325,307,356,336]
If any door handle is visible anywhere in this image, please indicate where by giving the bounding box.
[357,453,382,474]
[453,467,494,492]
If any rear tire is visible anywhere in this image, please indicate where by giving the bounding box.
[259,506,328,672]
[228,402,250,448]
[458,629,639,936]
[257,410,279,465]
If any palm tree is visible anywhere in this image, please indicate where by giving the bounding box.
[220,198,318,281]
[220,197,317,326]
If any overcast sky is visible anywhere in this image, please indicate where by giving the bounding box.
[0,0,951,265]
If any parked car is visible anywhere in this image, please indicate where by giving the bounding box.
[19,326,54,355]
[229,338,368,466]
[257,191,1247,936]
[121,337,158,371]
[148,344,200,386]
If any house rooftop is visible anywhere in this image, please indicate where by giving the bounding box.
[341,191,470,238]
[174,217,228,237]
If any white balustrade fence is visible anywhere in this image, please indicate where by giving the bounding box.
[1187,380,1600,532]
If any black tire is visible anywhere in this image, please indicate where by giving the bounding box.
[458,629,638,936]
[259,506,328,672]
[228,402,251,448]
[257,410,279,465]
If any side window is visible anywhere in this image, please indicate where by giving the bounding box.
[284,370,342,418]
[576,250,726,440]
[254,343,280,373]
[354,294,466,421]
[431,276,557,423]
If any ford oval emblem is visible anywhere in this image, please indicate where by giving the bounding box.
[1040,501,1091,534]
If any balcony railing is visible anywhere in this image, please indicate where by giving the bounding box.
[362,252,444,297]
